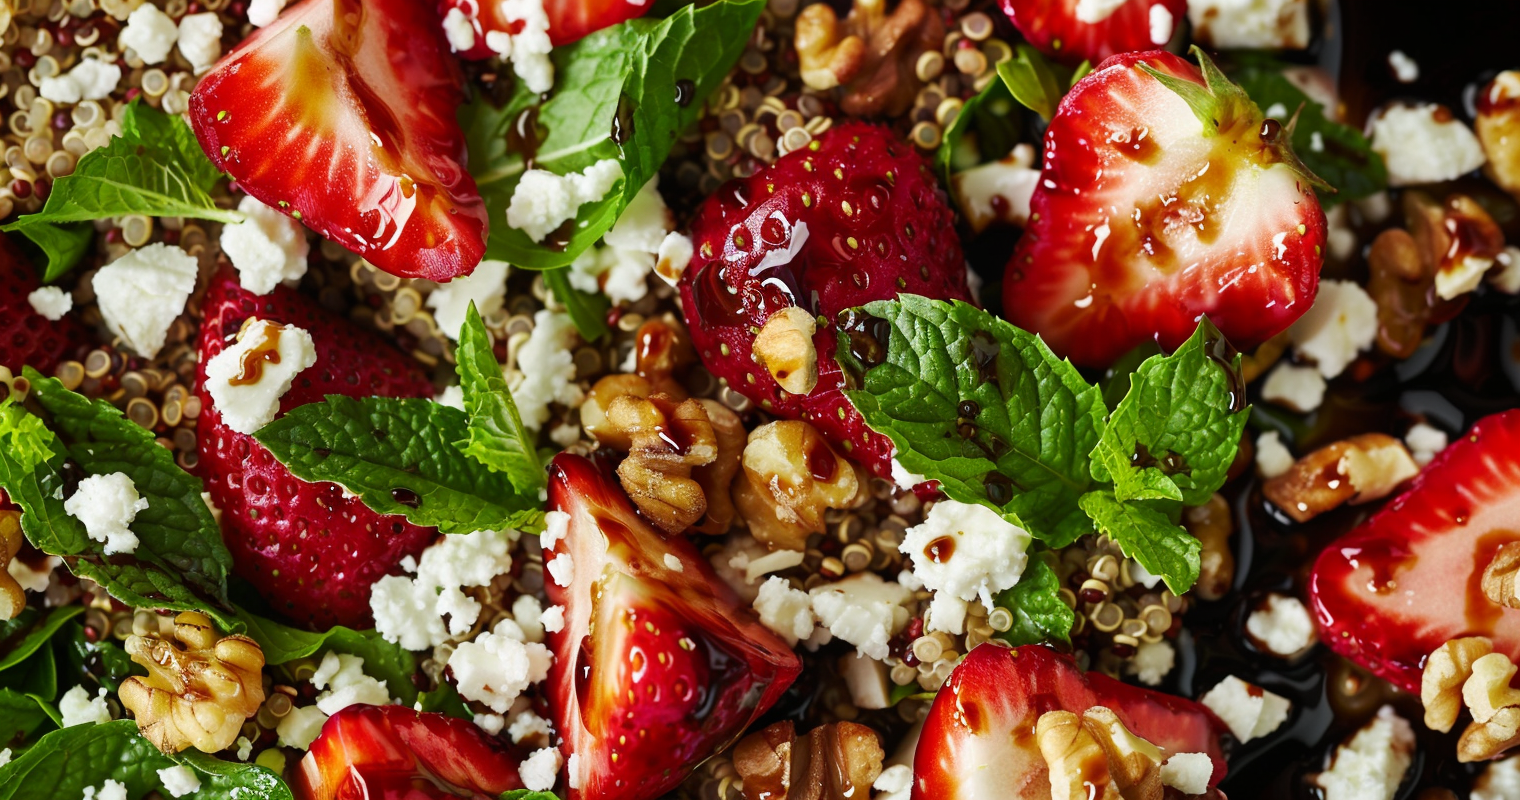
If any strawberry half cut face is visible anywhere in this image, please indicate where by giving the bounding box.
[189,0,487,282]
[1001,0,1186,67]
[913,642,1228,800]
[1003,49,1326,368]
[295,705,525,800]
[1310,409,1520,694]
[544,453,803,800]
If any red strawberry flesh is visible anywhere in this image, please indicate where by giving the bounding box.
[0,232,87,375]
[1001,0,1186,67]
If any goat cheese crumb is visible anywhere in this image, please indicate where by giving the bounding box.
[874,764,913,800]
[473,713,505,735]
[809,573,912,661]
[506,159,623,243]
[1405,422,1448,466]
[371,529,517,649]
[447,620,554,712]
[1289,280,1377,378]
[1160,753,1213,796]
[157,765,202,798]
[520,747,563,793]
[1187,0,1310,50]
[541,605,565,633]
[221,195,310,295]
[541,510,570,551]
[1313,706,1414,800]
[1261,362,1327,413]
[276,705,328,749]
[81,780,128,800]
[39,57,121,103]
[900,499,1030,613]
[177,13,223,71]
[754,576,816,647]
[950,144,1039,233]
[246,0,286,25]
[890,457,929,491]
[94,243,198,358]
[119,3,179,64]
[428,260,510,340]
[512,594,546,642]
[203,320,318,435]
[484,0,554,92]
[655,231,694,286]
[1149,3,1174,44]
[509,710,553,744]
[312,652,393,714]
[1245,594,1317,656]
[1256,431,1294,479]
[60,686,113,727]
[1369,103,1487,186]
[1125,640,1176,686]
[442,6,476,52]
[510,310,584,432]
[1474,755,1520,800]
[1200,675,1291,743]
[1073,0,1126,23]
[27,286,72,321]
[1387,50,1419,83]
[567,179,676,306]
[547,553,574,587]
[64,473,147,556]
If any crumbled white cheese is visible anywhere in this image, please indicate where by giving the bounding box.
[547,553,574,587]
[119,3,179,64]
[1199,675,1291,743]
[27,286,72,321]
[312,651,394,715]
[567,179,676,306]
[276,704,328,749]
[874,763,913,800]
[38,57,121,103]
[371,529,516,650]
[60,686,112,728]
[541,605,565,633]
[483,0,554,93]
[1125,640,1176,686]
[655,231,694,286]
[520,747,563,793]
[1405,422,1448,467]
[473,713,505,736]
[1245,594,1316,657]
[506,159,623,243]
[1160,753,1213,796]
[94,242,198,358]
[1187,0,1310,50]
[900,499,1030,613]
[64,472,147,556]
[81,779,128,800]
[1289,280,1377,379]
[809,573,912,661]
[1325,204,1356,261]
[447,620,554,713]
[427,260,510,340]
[1313,706,1414,800]
[1387,50,1419,83]
[177,13,223,72]
[1129,559,1163,590]
[1255,431,1294,478]
[7,554,58,594]
[541,509,570,551]
[246,0,286,25]
[510,309,584,432]
[220,195,309,295]
[1474,755,1520,800]
[435,385,465,410]
[950,144,1039,233]
[509,710,553,744]
[1148,3,1174,44]
[157,765,202,798]
[512,594,546,643]
[1369,103,1487,186]
[0,748,10,768]
[1261,363,1326,413]
[925,593,968,636]
[890,457,928,491]
[203,320,318,436]
[754,576,816,647]
[442,6,476,52]
[1073,0,1126,23]
[1491,247,1520,294]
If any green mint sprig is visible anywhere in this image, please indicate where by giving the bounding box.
[0,688,58,746]
[992,551,1076,646]
[457,303,547,495]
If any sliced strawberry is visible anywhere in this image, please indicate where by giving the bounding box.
[295,705,524,800]
[440,0,651,60]
[544,453,802,800]
[197,269,437,629]
[1003,49,1326,368]
[1001,0,1186,67]
[676,123,972,478]
[0,232,87,375]
[914,643,1227,799]
[188,0,487,282]
[1309,409,1520,695]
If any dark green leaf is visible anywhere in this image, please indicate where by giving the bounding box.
[176,749,295,800]
[937,70,1020,180]
[993,551,1074,646]
[0,688,57,746]
[457,303,547,495]
[1078,490,1199,594]
[65,624,142,694]
[0,606,83,673]
[0,640,57,700]
[500,792,562,800]
[9,221,93,283]
[237,610,419,704]
[542,267,610,342]
[996,44,1070,121]
[417,684,473,720]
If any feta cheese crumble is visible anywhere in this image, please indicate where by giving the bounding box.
[1405,422,1448,466]
[203,320,319,435]
[547,553,575,587]
[38,57,121,103]
[510,309,584,432]
[1288,280,1378,379]
[1148,3,1174,45]
[371,529,517,650]
[1125,640,1176,686]
[442,6,476,52]
[874,764,913,800]
[59,686,113,727]
[1313,706,1414,800]
[1073,0,1126,24]
[1245,593,1316,657]
[312,651,393,714]
[27,286,72,321]
[1160,753,1213,796]
[506,159,623,243]
[890,458,929,492]
[950,144,1039,233]
[246,0,286,25]
[1369,103,1487,186]
[447,620,554,713]
[177,13,223,72]
[157,765,202,798]
[900,499,1030,613]
[754,575,816,646]
[276,705,329,749]
[1255,431,1294,479]
[81,780,128,800]
[1187,0,1310,50]
[1474,755,1520,800]
[484,0,554,93]
[541,604,565,633]
[1261,362,1327,413]
[94,243,199,358]
[509,710,553,744]
[428,260,510,340]
[809,573,912,661]
[64,473,147,556]
[1387,50,1419,83]
[119,3,179,64]
[519,747,563,793]
[567,179,678,306]
[220,196,310,295]
[1199,675,1291,743]
[0,748,9,768]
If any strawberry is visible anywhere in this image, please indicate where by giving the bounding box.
[0,233,87,375]
[295,705,524,800]
[188,0,487,282]
[1002,48,1326,368]
[676,123,972,478]
[544,453,802,800]
[1001,0,1185,67]
[1309,409,1520,695]
[197,269,437,629]
[439,0,650,60]
[914,642,1228,799]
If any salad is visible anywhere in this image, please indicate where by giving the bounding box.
[0,0,1517,798]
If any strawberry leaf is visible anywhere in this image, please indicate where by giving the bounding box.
[1078,490,1199,594]
[254,395,545,535]
[996,44,1072,121]
[993,550,1074,646]
[236,609,420,704]
[457,303,546,495]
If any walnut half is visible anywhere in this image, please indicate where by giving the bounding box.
[732,421,862,551]
[1037,707,1165,800]
[1262,433,1418,523]
[794,0,944,117]
[119,611,266,754]
[611,394,717,534]
[733,720,884,800]
[1424,637,1494,733]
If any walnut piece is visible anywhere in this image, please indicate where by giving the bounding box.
[732,421,861,551]
[119,611,266,754]
[753,307,819,396]
[1485,544,1520,610]
[1262,433,1418,523]
[794,0,944,117]
[1462,705,1520,763]
[1423,637,1494,733]
[582,374,654,451]
[1465,654,1520,725]
[631,317,695,399]
[610,394,718,534]
[1036,708,1165,800]
[1477,71,1520,202]
[1184,494,1234,602]
[692,398,745,535]
[0,508,24,620]
[733,720,884,800]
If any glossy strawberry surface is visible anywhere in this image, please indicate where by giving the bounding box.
[0,232,86,375]
[1001,0,1186,66]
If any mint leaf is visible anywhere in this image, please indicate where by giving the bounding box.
[176,750,295,800]
[841,296,1105,545]
[0,637,57,700]
[255,396,545,535]
[457,303,546,495]
[500,792,562,800]
[1091,321,1249,507]
[1098,341,1161,412]
[1078,490,1199,594]
[0,606,83,673]
[238,610,419,704]
[464,0,762,269]
[0,688,57,745]
[418,684,473,720]
[64,623,138,693]
[997,44,1074,121]
[994,550,1074,646]
[543,266,610,342]
[937,69,1020,180]
[9,220,93,282]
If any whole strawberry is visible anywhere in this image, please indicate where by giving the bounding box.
[197,269,437,629]
[1,232,87,375]
[677,123,972,478]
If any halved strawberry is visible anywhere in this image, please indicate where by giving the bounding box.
[188,0,487,282]
[544,453,802,800]
[676,123,972,478]
[197,269,437,629]
[1309,409,1520,695]
[1003,48,1326,368]
[295,705,524,800]
[440,0,651,60]
[914,642,1227,799]
[1001,0,1186,67]
[1,232,87,375]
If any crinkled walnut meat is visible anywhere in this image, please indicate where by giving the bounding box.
[1262,433,1418,523]
[0,508,24,620]
[692,398,746,535]
[753,307,819,396]
[794,0,944,117]
[1037,707,1165,800]
[1484,543,1520,610]
[732,720,884,800]
[732,420,862,551]
[119,611,266,753]
[1423,637,1494,733]
[610,393,719,534]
